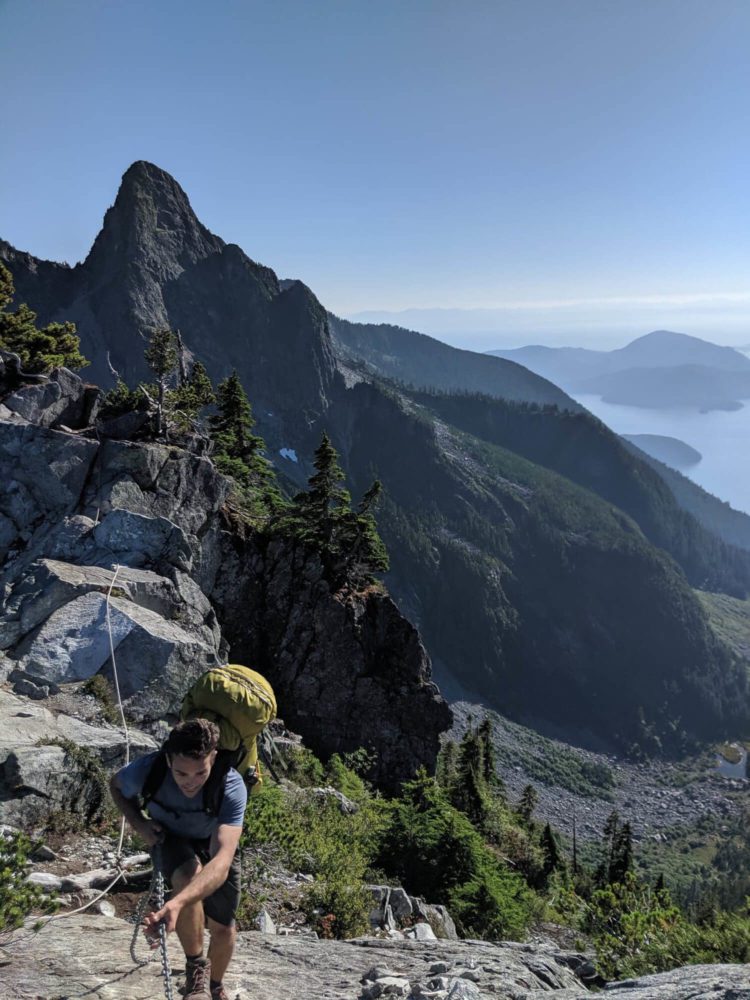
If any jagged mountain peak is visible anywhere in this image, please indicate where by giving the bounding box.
[116,160,197,217]
[84,160,224,274]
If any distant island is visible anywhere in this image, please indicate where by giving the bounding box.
[622,434,702,471]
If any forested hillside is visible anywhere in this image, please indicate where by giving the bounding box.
[406,387,750,597]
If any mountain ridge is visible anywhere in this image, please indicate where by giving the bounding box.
[3,161,749,751]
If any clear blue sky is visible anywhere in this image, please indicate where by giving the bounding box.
[1,0,749,348]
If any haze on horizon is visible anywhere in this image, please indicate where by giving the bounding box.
[1,0,749,352]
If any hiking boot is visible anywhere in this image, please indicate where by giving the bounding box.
[184,956,211,1000]
[211,985,230,1000]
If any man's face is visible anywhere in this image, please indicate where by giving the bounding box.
[168,750,217,798]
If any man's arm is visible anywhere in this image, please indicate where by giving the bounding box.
[109,771,163,847]
[143,823,242,937]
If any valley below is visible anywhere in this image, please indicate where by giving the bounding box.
[451,703,746,843]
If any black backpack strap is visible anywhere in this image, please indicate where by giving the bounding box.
[202,749,238,817]
[140,747,234,819]
[140,750,169,809]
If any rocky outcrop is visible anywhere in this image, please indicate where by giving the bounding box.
[0,689,156,828]
[0,416,227,723]
[2,365,100,429]
[368,885,458,941]
[0,369,450,816]
[0,915,584,999]
[213,535,452,792]
[4,915,749,999]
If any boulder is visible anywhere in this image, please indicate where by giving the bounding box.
[414,901,459,941]
[0,688,155,763]
[44,515,100,563]
[256,909,277,934]
[27,872,63,892]
[0,744,104,829]
[367,886,457,940]
[0,421,98,562]
[404,923,437,942]
[1,559,221,655]
[3,368,92,429]
[0,688,155,829]
[16,591,218,717]
[361,976,411,998]
[82,438,228,538]
[446,983,483,999]
[311,786,359,814]
[96,408,154,440]
[93,508,193,571]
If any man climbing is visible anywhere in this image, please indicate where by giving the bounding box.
[110,717,246,1000]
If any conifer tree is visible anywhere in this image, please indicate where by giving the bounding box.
[169,360,215,423]
[144,327,178,436]
[436,740,459,790]
[453,727,487,826]
[540,822,564,883]
[337,479,389,583]
[610,821,633,884]
[596,809,623,886]
[211,371,262,459]
[517,785,539,827]
[299,432,351,520]
[357,480,382,516]
[209,370,277,511]
[0,262,88,374]
[477,717,501,790]
[280,433,389,587]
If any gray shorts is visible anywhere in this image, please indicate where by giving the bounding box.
[159,834,241,927]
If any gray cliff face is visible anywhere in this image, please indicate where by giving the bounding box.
[0,363,450,823]
[213,534,452,792]
[1,162,340,443]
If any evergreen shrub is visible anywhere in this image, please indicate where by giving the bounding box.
[0,831,58,931]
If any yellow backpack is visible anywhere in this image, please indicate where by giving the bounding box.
[180,664,277,784]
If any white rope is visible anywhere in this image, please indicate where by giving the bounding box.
[32,870,126,930]
[103,563,132,859]
[24,566,175,997]
[30,563,133,928]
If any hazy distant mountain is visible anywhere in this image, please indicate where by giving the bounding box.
[488,331,750,411]
[622,435,702,470]
[4,162,750,751]
[622,330,750,368]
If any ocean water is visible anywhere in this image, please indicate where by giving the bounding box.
[574,394,750,516]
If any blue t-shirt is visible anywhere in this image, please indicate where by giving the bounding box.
[117,752,247,840]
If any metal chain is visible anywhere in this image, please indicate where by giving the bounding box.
[130,846,175,1000]
[154,861,175,1000]
[129,866,157,965]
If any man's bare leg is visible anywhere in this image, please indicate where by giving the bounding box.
[206,915,237,984]
[171,859,205,957]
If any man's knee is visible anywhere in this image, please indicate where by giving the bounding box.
[171,857,202,891]
[207,917,236,941]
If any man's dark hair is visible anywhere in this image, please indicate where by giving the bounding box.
[164,718,220,758]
